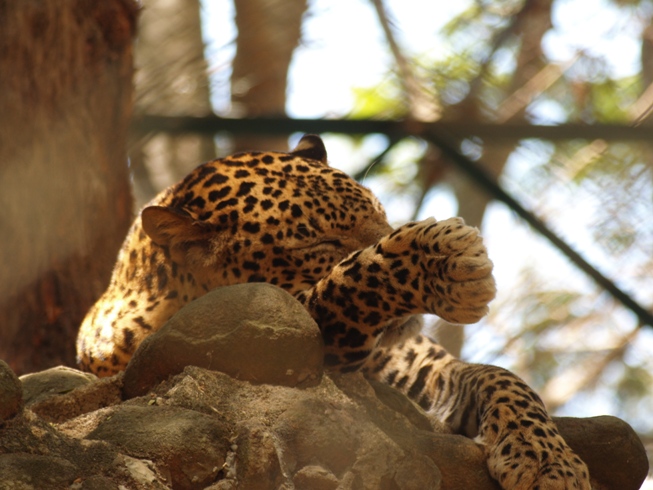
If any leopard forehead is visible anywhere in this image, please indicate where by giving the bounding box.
[156,150,387,231]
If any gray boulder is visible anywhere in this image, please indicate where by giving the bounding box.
[123,283,324,398]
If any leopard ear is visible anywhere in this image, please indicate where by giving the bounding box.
[291,134,327,164]
[141,206,217,265]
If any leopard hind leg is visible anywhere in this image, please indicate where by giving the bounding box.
[362,334,591,490]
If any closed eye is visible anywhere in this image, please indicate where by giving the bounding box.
[286,237,343,251]
[316,238,342,247]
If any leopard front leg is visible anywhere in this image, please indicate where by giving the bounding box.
[365,336,591,490]
[296,217,496,370]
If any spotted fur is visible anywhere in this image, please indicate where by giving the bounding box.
[77,134,590,489]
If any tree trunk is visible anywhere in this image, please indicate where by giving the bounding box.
[230,0,307,152]
[0,0,138,374]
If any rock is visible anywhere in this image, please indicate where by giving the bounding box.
[0,359,22,421]
[112,453,172,489]
[151,366,441,489]
[0,408,172,489]
[167,367,442,490]
[0,453,78,489]
[333,374,498,489]
[292,465,340,490]
[232,423,286,490]
[421,434,502,490]
[86,405,231,490]
[26,369,123,424]
[73,474,121,490]
[122,283,324,398]
[0,362,648,490]
[554,415,649,490]
[20,365,97,405]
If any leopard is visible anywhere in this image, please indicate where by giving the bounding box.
[77,134,590,490]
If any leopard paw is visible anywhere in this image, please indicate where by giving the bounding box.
[401,217,496,323]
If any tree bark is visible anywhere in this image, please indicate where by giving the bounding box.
[0,0,138,374]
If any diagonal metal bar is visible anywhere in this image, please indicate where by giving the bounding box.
[133,115,653,142]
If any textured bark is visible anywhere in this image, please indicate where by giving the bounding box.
[0,0,138,374]
[230,0,308,152]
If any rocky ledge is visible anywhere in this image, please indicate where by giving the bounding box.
[0,283,649,489]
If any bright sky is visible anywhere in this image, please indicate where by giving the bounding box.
[202,0,642,118]
[201,0,470,116]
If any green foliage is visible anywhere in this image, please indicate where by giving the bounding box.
[587,77,641,122]
[351,78,407,119]
[618,365,653,400]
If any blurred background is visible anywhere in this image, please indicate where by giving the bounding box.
[2,0,653,482]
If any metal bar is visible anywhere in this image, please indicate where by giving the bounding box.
[133,115,653,142]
